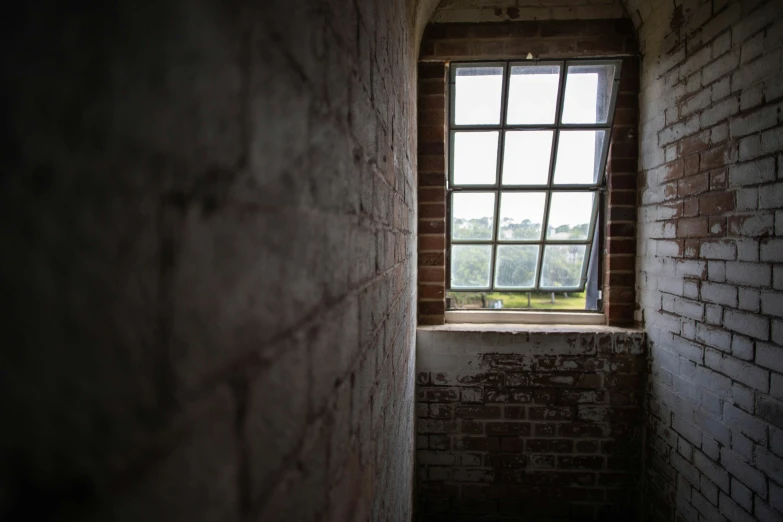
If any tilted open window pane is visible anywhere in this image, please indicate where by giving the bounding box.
[451,245,493,289]
[540,245,587,289]
[446,59,620,306]
[452,131,499,185]
[495,245,539,289]
[501,131,553,186]
[546,192,595,241]
[561,64,617,124]
[506,65,561,125]
[452,192,496,241]
[498,192,546,241]
[553,130,607,185]
[454,66,504,125]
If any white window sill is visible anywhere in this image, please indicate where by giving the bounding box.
[444,310,606,326]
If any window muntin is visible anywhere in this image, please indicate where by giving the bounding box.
[447,59,621,298]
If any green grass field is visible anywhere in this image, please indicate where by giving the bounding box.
[448,291,587,310]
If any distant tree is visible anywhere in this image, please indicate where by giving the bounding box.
[452,245,490,287]
[453,217,492,240]
[453,212,588,289]
[495,246,537,288]
[542,245,584,287]
[500,218,541,240]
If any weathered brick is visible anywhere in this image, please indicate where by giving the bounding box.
[693,451,729,493]
[729,158,776,186]
[700,240,736,260]
[725,261,771,287]
[723,403,769,444]
[757,395,783,430]
[701,281,738,307]
[720,448,768,496]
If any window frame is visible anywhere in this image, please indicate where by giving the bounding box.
[446,58,622,301]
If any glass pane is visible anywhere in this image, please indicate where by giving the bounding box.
[553,130,606,185]
[540,245,587,288]
[452,192,496,241]
[561,63,617,124]
[546,192,594,240]
[498,192,546,241]
[506,65,561,124]
[451,245,492,289]
[454,66,504,125]
[501,131,553,186]
[495,245,539,289]
[453,131,499,185]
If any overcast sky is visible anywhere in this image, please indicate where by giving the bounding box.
[451,66,605,226]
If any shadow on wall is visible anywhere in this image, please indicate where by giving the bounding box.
[0,0,445,520]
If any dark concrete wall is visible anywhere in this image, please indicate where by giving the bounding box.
[0,1,418,520]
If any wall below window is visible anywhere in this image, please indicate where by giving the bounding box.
[416,326,646,521]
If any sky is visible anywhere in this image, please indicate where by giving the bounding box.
[451,65,611,226]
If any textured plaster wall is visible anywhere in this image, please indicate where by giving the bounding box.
[0,0,422,520]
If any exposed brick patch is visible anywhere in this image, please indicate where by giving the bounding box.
[416,328,647,521]
[418,61,448,326]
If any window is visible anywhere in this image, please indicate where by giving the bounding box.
[446,60,621,312]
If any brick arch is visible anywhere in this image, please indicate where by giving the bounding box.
[413,3,642,326]
[413,0,645,33]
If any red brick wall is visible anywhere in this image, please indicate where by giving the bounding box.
[417,19,640,326]
[633,0,783,520]
[416,328,646,521]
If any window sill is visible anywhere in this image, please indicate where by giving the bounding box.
[445,310,605,325]
[416,322,645,357]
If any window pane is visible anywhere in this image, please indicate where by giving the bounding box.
[498,192,546,241]
[451,245,492,289]
[501,131,553,186]
[553,130,606,185]
[540,245,587,288]
[506,65,561,124]
[561,63,617,124]
[495,245,539,289]
[452,192,496,240]
[454,66,504,125]
[453,131,499,185]
[546,192,594,240]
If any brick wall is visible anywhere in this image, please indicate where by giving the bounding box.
[629,0,783,520]
[0,0,419,520]
[416,327,647,521]
[417,19,640,326]
[430,0,627,24]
